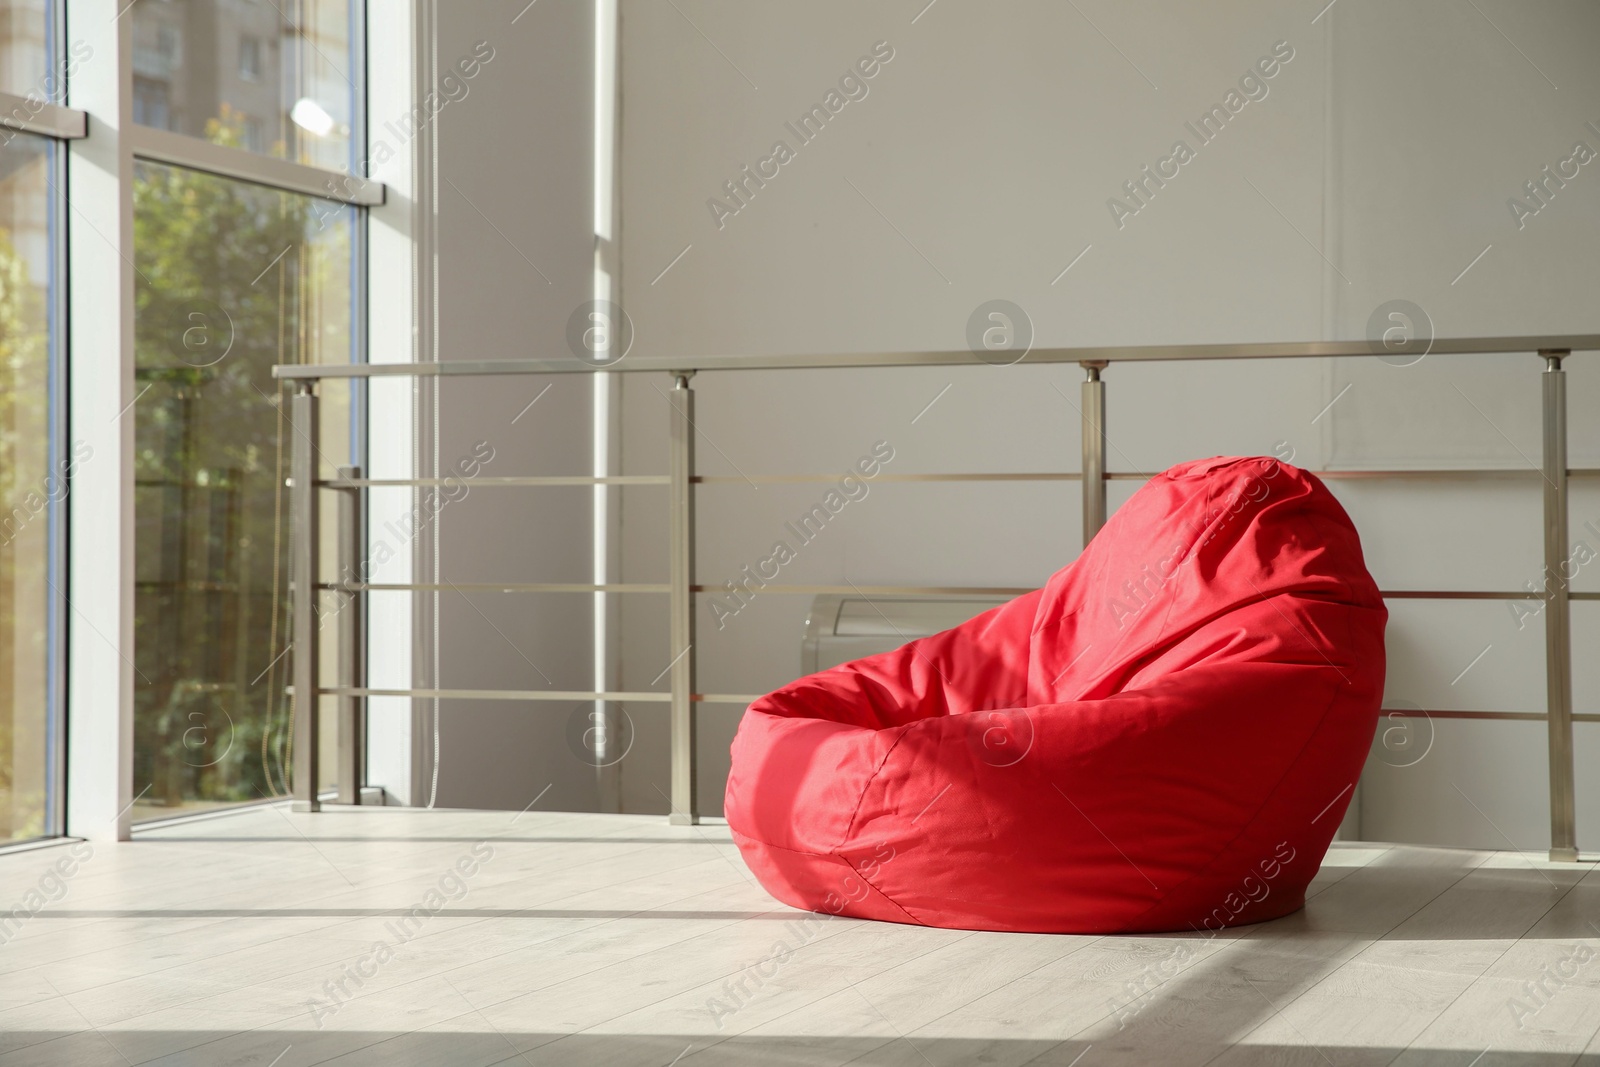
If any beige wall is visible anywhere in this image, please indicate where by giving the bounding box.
[405,0,1600,843]
[380,0,603,811]
[611,0,1600,844]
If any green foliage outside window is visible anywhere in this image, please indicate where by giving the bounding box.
[133,110,351,814]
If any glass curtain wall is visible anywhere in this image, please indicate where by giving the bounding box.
[129,0,360,820]
[131,0,357,170]
[0,130,55,843]
[0,0,60,845]
[131,163,353,817]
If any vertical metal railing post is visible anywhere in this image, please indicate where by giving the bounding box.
[668,372,699,824]
[290,382,321,812]
[1541,350,1577,861]
[1081,361,1108,549]
[336,465,364,806]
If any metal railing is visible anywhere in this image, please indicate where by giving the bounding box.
[273,335,1600,860]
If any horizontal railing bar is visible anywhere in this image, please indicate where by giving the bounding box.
[1381,590,1534,600]
[271,336,1599,379]
[322,475,670,488]
[322,582,669,594]
[694,472,1083,484]
[689,584,1037,597]
[1386,711,1600,723]
[1106,469,1600,480]
[316,688,755,706]
[321,687,672,702]
[314,687,1594,721]
[319,581,1584,600]
[1383,710,1558,721]
[1317,468,1600,479]
[313,469,1600,490]
[674,584,1553,600]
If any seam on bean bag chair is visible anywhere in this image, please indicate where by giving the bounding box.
[839,729,911,852]
[1118,678,1348,931]
[732,835,923,925]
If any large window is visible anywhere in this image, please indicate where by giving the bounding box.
[0,129,56,844]
[0,0,61,845]
[0,0,51,99]
[131,158,353,819]
[121,0,365,821]
[0,0,371,837]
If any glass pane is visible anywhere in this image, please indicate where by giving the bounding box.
[133,160,353,820]
[0,0,57,100]
[0,131,55,843]
[132,0,357,172]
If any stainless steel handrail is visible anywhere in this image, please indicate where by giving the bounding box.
[318,582,1600,600]
[273,334,1600,377]
[273,338,1592,859]
[303,686,769,701]
[324,475,672,487]
[328,469,1600,487]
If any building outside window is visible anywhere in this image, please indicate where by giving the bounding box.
[131,0,354,170]
[133,75,173,130]
[238,34,261,81]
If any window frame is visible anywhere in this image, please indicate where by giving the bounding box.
[44,75,70,845]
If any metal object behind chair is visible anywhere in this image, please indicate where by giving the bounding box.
[801,594,1012,676]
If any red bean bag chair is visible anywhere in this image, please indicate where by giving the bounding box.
[724,456,1387,933]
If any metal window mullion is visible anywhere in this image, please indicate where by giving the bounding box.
[0,90,87,140]
[43,0,70,844]
[63,0,136,843]
[44,100,72,839]
[127,124,383,205]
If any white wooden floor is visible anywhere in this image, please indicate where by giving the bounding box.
[0,806,1598,1066]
